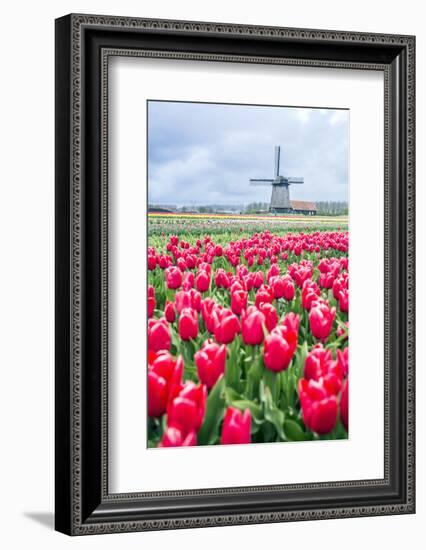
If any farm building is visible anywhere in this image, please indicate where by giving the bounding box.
[289,200,317,215]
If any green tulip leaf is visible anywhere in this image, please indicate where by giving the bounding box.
[197,375,226,446]
[284,419,306,441]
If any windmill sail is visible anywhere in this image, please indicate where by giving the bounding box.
[274,146,281,177]
[249,178,274,186]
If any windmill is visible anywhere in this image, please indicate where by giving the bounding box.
[250,146,304,213]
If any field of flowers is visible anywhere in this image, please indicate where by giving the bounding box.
[147,217,349,448]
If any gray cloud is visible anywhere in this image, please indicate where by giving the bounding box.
[148,101,349,206]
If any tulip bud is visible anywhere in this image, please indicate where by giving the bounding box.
[148,318,171,352]
[195,269,211,293]
[298,378,338,434]
[182,271,194,291]
[241,306,265,346]
[213,308,240,344]
[263,326,297,372]
[231,289,248,315]
[194,340,227,390]
[165,266,182,290]
[309,300,336,340]
[221,407,251,445]
[201,298,218,334]
[178,308,198,341]
[168,382,207,437]
[164,300,176,323]
[147,370,168,417]
[215,268,231,289]
[258,302,278,332]
[255,285,274,308]
[337,347,349,377]
[148,351,183,417]
[301,279,320,311]
[148,285,156,318]
[338,288,349,313]
[148,255,157,271]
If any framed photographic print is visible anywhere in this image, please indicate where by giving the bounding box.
[55,14,415,535]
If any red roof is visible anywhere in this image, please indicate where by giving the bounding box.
[290,200,317,211]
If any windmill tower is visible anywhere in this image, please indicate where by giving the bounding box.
[250,146,304,213]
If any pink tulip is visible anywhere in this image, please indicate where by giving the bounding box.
[194,340,227,390]
[178,308,198,341]
[309,300,336,340]
[241,306,265,345]
[221,407,251,445]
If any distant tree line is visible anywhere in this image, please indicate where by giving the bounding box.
[245,202,270,213]
[315,201,348,216]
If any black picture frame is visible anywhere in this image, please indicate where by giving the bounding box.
[55,13,415,535]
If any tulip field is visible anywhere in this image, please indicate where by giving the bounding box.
[147,215,349,448]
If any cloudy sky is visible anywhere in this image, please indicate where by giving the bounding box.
[147,101,349,207]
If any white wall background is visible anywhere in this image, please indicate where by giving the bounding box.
[0,0,423,548]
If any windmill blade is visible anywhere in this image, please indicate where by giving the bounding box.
[250,179,274,186]
[287,177,304,184]
[274,146,281,177]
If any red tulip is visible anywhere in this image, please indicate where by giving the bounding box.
[337,347,349,377]
[269,275,285,299]
[263,325,297,372]
[291,265,312,287]
[252,271,264,289]
[282,275,295,301]
[230,279,246,294]
[309,300,336,340]
[195,269,211,293]
[231,289,248,315]
[182,271,194,291]
[176,257,187,272]
[164,300,176,323]
[221,407,251,445]
[338,288,349,313]
[148,285,156,318]
[215,268,231,289]
[213,308,240,344]
[241,306,265,345]
[165,266,182,290]
[298,378,338,434]
[332,271,348,300]
[304,344,336,380]
[194,340,227,389]
[168,382,207,437]
[175,289,201,313]
[148,318,171,352]
[258,302,278,332]
[304,344,343,395]
[159,426,197,447]
[148,255,157,271]
[158,255,171,269]
[266,264,280,282]
[319,271,336,289]
[147,370,167,417]
[281,311,300,336]
[201,298,218,333]
[178,308,198,341]
[148,351,183,417]
[255,285,274,308]
[340,378,349,431]
[301,279,320,311]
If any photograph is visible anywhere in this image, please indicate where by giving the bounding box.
[147,100,349,448]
